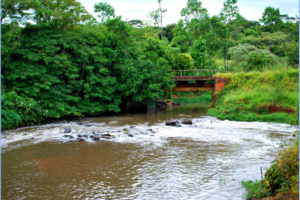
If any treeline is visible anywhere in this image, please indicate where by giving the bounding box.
[155,0,299,71]
[1,0,298,129]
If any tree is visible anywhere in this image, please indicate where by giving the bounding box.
[34,0,91,30]
[180,0,209,38]
[260,7,283,30]
[170,19,192,53]
[180,0,208,23]
[94,2,115,23]
[1,0,37,23]
[219,0,239,70]
[148,9,160,26]
[157,0,167,40]
[190,37,208,69]
[128,20,143,28]
[158,23,176,42]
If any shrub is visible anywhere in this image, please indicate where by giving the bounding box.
[1,91,43,130]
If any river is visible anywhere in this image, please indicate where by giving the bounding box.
[1,103,298,199]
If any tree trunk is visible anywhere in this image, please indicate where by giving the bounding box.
[224,46,226,71]
[159,2,163,40]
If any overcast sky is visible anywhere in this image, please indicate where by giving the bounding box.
[79,0,299,26]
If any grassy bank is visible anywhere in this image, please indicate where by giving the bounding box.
[208,68,299,125]
[171,91,212,103]
[242,132,299,199]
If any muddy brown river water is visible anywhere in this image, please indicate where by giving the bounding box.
[1,103,298,199]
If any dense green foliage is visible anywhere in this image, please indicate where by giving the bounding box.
[1,91,43,130]
[1,0,299,130]
[209,68,299,125]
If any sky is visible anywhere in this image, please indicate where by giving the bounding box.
[79,0,299,26]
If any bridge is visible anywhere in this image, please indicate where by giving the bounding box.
[168,69,227,101]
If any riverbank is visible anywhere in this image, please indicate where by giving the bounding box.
[208,68,299,199]
[208,68,299,125]
[242,132,299,199]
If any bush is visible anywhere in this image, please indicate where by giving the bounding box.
[228,43,280,71]
[1,91,43,130]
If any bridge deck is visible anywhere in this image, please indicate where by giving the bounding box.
[174,76,215,81]
[169,87,214,92]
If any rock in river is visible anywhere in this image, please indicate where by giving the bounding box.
[165,121,178,126]
[181,119,192,125]
[77,138,85,141]
[93,136,100,141]
[64,128,72,133]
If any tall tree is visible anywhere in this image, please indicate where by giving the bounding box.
[180,0,209,38]
[148,9,160,26]
[259,6,283,31]
[34,0,91,30]
[1,0,39,23]
[170,19,192,53]
[94,2,115,23]
[190,37,208,69]
[219,0,239,70]
[157,0,167,40]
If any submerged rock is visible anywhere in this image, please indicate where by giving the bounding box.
[93,136,100,141]
[165,121,178,126]
[63,135,70,138]
[77,138,85,141]
[77,135,83,137]
[64,128,72,133]
[128,134,134,137]
[176,124,182,127]
[181,119,192,125]
[83,135,88,138]
[29,137,35,140]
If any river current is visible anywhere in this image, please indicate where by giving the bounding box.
[1,103,298,199]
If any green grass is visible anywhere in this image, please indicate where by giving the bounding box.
[209,67,299,125]
[242,180,268,200]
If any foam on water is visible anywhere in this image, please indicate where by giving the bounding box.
[2,116,297,151]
